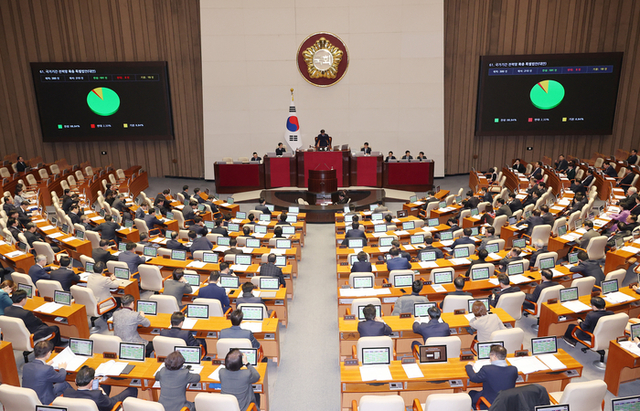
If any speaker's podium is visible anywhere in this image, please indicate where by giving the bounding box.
[308,169,337,198]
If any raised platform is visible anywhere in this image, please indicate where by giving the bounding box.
[261,189,385,223]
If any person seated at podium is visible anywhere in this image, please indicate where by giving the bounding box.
[385,151,396,162]
[555,154,569,172]
[402,150,413,161]
[275,142,287,156]
[361,142,371,154]
[451,228,475,248]
[189,230,213,253]
[315,129,331,150]
[210,218,228,237]
[512,158,526,174]
[358,304,393,337]
[386,247,411,271]
[603,161,618,178]
[465,345,518,409]
[416,152,427,161]
[392,279,430,316]
[351,251,372,273]
[523,269,558,311]
[562,296,613,347]
[412,306,449,347]
[345,221,367,244]
[276,212,290,226]
[250,152,261,162]
[255,197,271,215]
[63,365,138,411]
[569,250,604,287]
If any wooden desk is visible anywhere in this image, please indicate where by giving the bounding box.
[0,242,34,273]
[603,340,640,396]
[383,161,434,192]
[24,296,90,338]
[0,341,20,386]
[431,204,462,225]
[538,287,640,337]
[469,171,489,191]
[213,162,265,194]
[340,349,581,410]
[140,314,281,364]
[33,216,92,261]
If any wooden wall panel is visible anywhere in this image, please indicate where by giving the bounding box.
[0,0,203,178]
[444,0,640,175]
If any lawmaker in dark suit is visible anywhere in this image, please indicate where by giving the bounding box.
[517,210,544,236]
[166,231,188,251]
[357,304,392,337]
[275,143,287,156]
[15,156,28,172]
[345,221,367,246]
[351,251,372,273]
[418,237,444,259]
[570,170,595,194]
[160,311,204,347]
[528,241,548,267]
[256,198,271,215]
[563,296,613,346]
[91,215,120,243]
[5,290,62,346]
[24,223,47,247]
[603,162,618,177]
[198,272,230,313]
[220,309,260,348]
[49,256,79,291]
[626,149,638,165]
[489,273,521,307]
[187,216,208,236]
[442,276,473,309]
[497,248,523,273]
[29,254,52,284]
[523,269,558,310]
[118,242,145,279]
[63,365,137,411]
[507,193,523,213]
[451,228,475,248]
[555,155,568,171]
[361,142,372,154]
[92,240,118,265]
[569,250,604,286]
[188,230,213,253]
[22,341,70,404]
[16,202,32,227]
[512,159,525,174]
[386,248,411,271]
[210,219,229,237]
[618,169,635,187]
[259,254,286,287]
[315,129,331,149]
[135,204,149,220]
[465,345,518,409]
[235,282,265,307]
[385,151,396,162]
[530,161,543,180]
[144,209,165,234]
[182,201,198,222]
[494,198,512,218]
[566,165,576,180]
[412,306,450,344]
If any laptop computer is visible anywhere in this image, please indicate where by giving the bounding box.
[531,336,558,355]
[559,287,579,303]
[410,234,425,245]
[393,274,413,288]
[143,246,158,258]
[76,230,85,240]
[137,300,158,315]
[630,323,640,341]
[259,214,270,222]
[124,219,133,228]
[69,338,93,357]
[203,221,214,230]
[470,208,479,216]
[265,205,274,212]
[352,276,374,289]
[234,347,258,366]
[175,346,201,364]
[419,250,437,262]
[470,226,479,236]
[166,211,174,220]
[557,225,568,236]
[245,238,261,248]
[85,261,95,273]
[413,302,437,317]
[453,247,470,258]
[439,201,447,208]
[357,305,381,320]
[476,341,504,360]
[369,205,377,211]
[288,206,299,214]
[539,256,556,270]
[171,249,187,261]
[217,236,232,245]
[345,214,354,223]
[507,262,525,275]
[220,275,240,290]
[535,405,569,411]
[470,266,491,281]
[612,396,640,411]
[468,298,490,313]
[419,345,447,364]
[512,238,526,248]
[567,252,579,265]
[114,267,130,281]
[17,283,33,298]
[259,277,279,290]
[202,252,218,263]
[439,231,454,241]
[240,305,264,321]
[117,243,127,252]
[186,304,209,319]
[276,239,291,249]
[274,255,287,267]
[53,289,72,305]
[508,216,517,225]
[485,243,499,254]
[361,347,391,365]
[403,221,415,230]
[432,270,453,284]
[119,342,146,361]
[36,405,68,411]
[371,213,383,221]
[226,197,234,205]
[410,195,418,203]
[235,254,252,265]
[236,211,247,219]
[347,238,364,249]
[282,226,295,235]
[183,273,200,287]
[428,218,439,227]
[601,279,619,294]
[285,215,297,223]
[228,223,240,232]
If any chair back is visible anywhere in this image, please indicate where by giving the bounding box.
[174,211,186,229]
[52,396,99,411]
[533,251,558,269]
[134,218,149,236]
[490,328,524,353]
[423,393,471,411]
[512,209,522,220]
[193,298,225,317]
[70,285,100,317]
[591,313,629,351]
[570,276,596,297]
[151,294,181,314]
[11,272,35,288]
[107,260,129,273]
[556,380,607,411]
[567,211,580,230]
[33,241,57,265]
[552,217,567,236]
[356,336,394,363]
[492,215,507,236]
[453,243,475,255]
[194,393,241,411]
[80,255,95,269]
[38,168,49,180]
[35,279,63,299]
[122,397,164,411]
[248,209,263,219]
[495,291,526,320]
[84,230,101,249]
[0,316,33,351]
[358,395,405,411]
[206,233,222,244]
[217,338,252,358]
[350,298,382,318]
[452,228,463,240]
[90,334,122,354]
[425,202,439,218]
[586,236,608,260]
[138,264,163,291]
[388,270,414,287]
[0,385,42,411]
[531,224,552,246]
[604,269,626,287]
[442,295,473,313]
[459,209,470,226]
[116,169,126,180]
[157,247,172,258]
[425,336,462,358]
[534,285,564,315]
[153,335,186,357]
[348,272,375,289]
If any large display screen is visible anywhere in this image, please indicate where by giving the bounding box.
[475,53,623,136]
[30,62,173,142]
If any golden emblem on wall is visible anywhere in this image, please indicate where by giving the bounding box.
[302,37,343,79]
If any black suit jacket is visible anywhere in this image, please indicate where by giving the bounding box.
[17,208,31,227]
[209,226,228,237]
[605,166,618,177]
[575,310,614,341]
[62,387,123,411]
[69,212,81,225]
[351,261,372,272]
[5,305,47,334]
[508,199,523,212]
[490,286,521,307]
[618,173,635,187]
[525,281,559,303]
[570,260,604,286]
[465,363,519,405]
[531,167,543,179]
[166,239,188,250]
[412,320,451,343]
[357,319,392,337]
[255,205,271,215]
[92,247,118,265]
[529,246,548,267]
[418,246,444,260]
[25,230,45,247]
[49,268,80,291]
[182,205,196,222]
[160,327,199,347]
[541,213,555,226]
[92,221,120,241]
[512,163,526,173]
[555,159,568,171]
[188,224,208,236]
[259,263,286,287]
[361,147,372,154]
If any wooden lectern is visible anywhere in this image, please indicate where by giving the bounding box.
[308,169,337,194]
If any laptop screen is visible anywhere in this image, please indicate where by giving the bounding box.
[413,302,437,317]
[217,236,231,245]
[630,323,640,341]
[118,243,127,252]
[266,205,274,212]
[235,254,252,265]
[220,275,239,289]
[559,287,579,303]
[204,221,214,230]
[236,211,247,219]
[410,195,417,203]
[76,230,85,240]
[432,270,453,284]
[259,214,270,221]
[512,238,526,248]
[403,221,415,230]
[393,274,413,288]
[36,406,67,411]
[288,206,299,214]
[358,305,381,320]
[175,346,201,364]
[114,267,130,280]
[228,223,240,232]
[143,246,158,257]
[468,298,490,313]
[369,205,377,211]
[508,216,517,225]
[440,231,453,241]
[470,267,490,281]
[612,396,640,411]
[534,406,569,411]
[410,234,424,245]
[227,197,234,204]
[428,218,439,227]
[236,348,258,366]
[419,345,447,363]
[539,257,555,270]
[276,239,291,249]
[171,249,187,261]
[240,305,263,321]
[524,210,532,218]
[602,279,618,294]
[379,236,394,247]
[371,213,383,221]
[119,342,145,361]
[485,243,499,254]
[345,214,353,223]
[477,341,504,360]
[186,304,209,319]
[285,215,297,223]
[420,251,437,262]
[259,277,279,290]
[54,290,72,305]
[507,262,525,275]
[352,276,373,289]
[166,212,174,220]
[557,225,568,236]
[69,338,93,357]
[17,283,33,298]
[470,208,479,216]
[531,336,558,355]
[361,347,391,365]
[574,219,583,229]
[245,238,261,248]
[439,201,447,208]
[453,247,470,258]
[348,238,364,249]
[282,226,296,235]
[202,252,218,263]
[85,261,95,273]
[183,273,200,287]
[568,252,579,264]
[137,300,157,315]
[470,226,479,236]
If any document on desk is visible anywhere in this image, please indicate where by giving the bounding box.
[404,245,415,250]
[359,365,392,381]
[208,365,225,381]
[378,246,391,253]
[472,359,491,373]
[402,363,424,379]
[240,247,254,254]
[394,230,410,236]
[230,264,250,272]
[47,232,64,239]
[464,313,475,322]
[561,300,591,313]
[621,246,640,255]
[536,354,567,371]
[186,261,207,269]
[507,356,548,374]
[431,284,447,293]
[422,227,437,232]
[551,269,565,278]
[240,321,262,333]
[604,292,635,304]
[418,261,439,269]
[450,258,470,265]
[488,278,499,286]
[439,240,454,246]
[182,318,198,330]
[557,199,571,206]
[372,232,387,238]
[371,265,377,272]
[34,302,64,314]
[508,275,530,284]
[51,346,88,371]
[5,250,26,258]
[95,360,129,376]
[487,253,502,260]
[90,216,102,222]
[620,341,640,356]
[551,206,565,212]
[214,246,229,252]
[40,225,56,230]
[271,249,287,255]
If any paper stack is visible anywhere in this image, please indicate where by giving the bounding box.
[51,346,88,371]
[95,360,129,376]
[359,365,392,381]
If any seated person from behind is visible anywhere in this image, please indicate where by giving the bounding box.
[416,151,427,161]
[210,218,228,236]
[386,247,411,271]
[49,255,80,291]
[220,309,261,349]
[166,231,188,251]
[391,239,412,261]
[220,349,261,411]
[5,289,63,347]
[418,236,444,260]
[182,200,199,222]
[275,212,290,226]
[314,129,331,150]
[63,365,138,411]
[412,306,450,347]
[92,239,118,265]
[223,238,243,255]
[22,341,70,405]
[345,221,367,244]
[357,304,392,337]
[255,197,271,215]
[469,300,505,345]
[523,269,558,311]
[156,351,201,411]
[361,142,371,154]
[113,294,153,357]
[384,151,396,162]
[563,296,613,347]
[198,271,230,313]
[391,279,430,315]
[236,282,264,306]
[465,345,518,409]
[163,268,193,308]
[29,254,53,284]
[160,311,201,347]
[250,152,261,162]
[351,251,372,273]
[86,261,119,307]
[466,249,489,276]
[489,273,520,308]
[497,247,522,273]
[569,250,604,286]
[188,216,208,236]
[275,142,287,156]
[477,226,498,251]
[259,253,286,288]
[451,227,475,248]
[528,239,548,267]
[188,230,213,253]
[91,214,120,244]
[118,241,145,280]
[441,276,473,309]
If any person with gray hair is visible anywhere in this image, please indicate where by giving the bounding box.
[112,294,153,357]
[28,254,53,283]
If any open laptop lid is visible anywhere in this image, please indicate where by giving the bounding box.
[432,269,453,284]
[531,336,558,355]
[137,300,158,315]
[240,305,264,321]
[612,395,640,411]
[69,338,93,357]
[419,344,447,364]
[175,346,201,364]
[559,287,579,303]
[535,406,569,411]
[361,347,391,365]
[186,304,209,319]
[476,341,504,360]
[413,302,437,317]
[601,279,618,294]
[119,342,145,361]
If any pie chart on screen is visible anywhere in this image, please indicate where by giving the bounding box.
[87,87,120,116]
[530,80,565,110]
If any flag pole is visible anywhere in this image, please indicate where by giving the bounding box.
[291,88,294,101]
